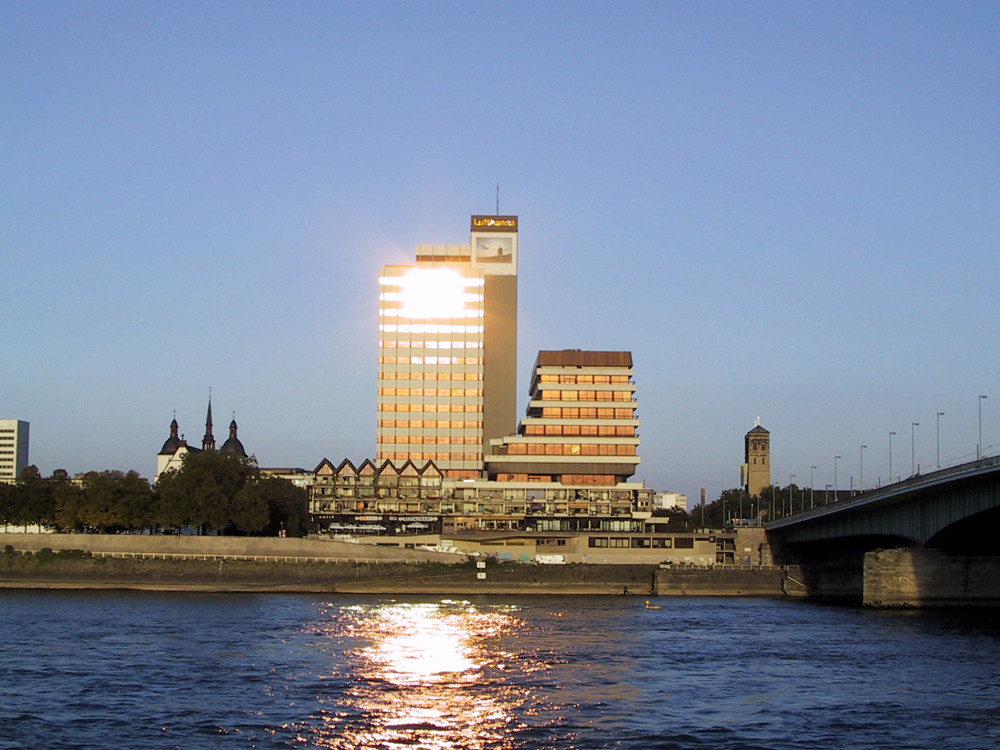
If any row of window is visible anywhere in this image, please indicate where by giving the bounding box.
[539,407,634,419]
[381,372,481,382]
[380,308,483,319]
[378,388,482,397]
[379,452,483,462]
[380,404,483,414]
[379,324,484,335]
[380,356,484,366]
[380,340,483,350]
[539,390,633,402]
[590,537,674,549]
[523,425,635,437]
[504,444,637,456]
[378,436,482,444]
[379,419,482,429]
[538,374,631,384]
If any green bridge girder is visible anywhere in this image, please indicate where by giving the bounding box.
[765,456,1000,547]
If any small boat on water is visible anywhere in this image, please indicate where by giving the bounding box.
[644,600,661,609]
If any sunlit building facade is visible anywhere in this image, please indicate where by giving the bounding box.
[0,419,29,484]
[377,216,518,478]
[486,350,641,484]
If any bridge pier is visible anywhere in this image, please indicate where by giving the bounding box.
[864,548,1000,607]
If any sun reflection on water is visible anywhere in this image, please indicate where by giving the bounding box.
[308,600,529,749]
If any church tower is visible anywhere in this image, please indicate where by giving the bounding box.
[202,395,215,451]
[742,419,770,497]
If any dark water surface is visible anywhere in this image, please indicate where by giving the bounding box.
[3,592,1000,749]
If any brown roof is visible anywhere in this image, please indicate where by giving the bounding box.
[534,350,633,368]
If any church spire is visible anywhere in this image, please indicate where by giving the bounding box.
[202,388,215,450]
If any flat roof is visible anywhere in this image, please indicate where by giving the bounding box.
[534,350,633,368]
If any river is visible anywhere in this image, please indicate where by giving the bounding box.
[2,592,999,749]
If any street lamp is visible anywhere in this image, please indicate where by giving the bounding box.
[980,395,989,459]
[789,474,796,516]
[834,456,841,499]
[810,466,817,509]
[888,431,896,483]
[911,422,920,476]
[860,445,868,492]
[936,412,945,468]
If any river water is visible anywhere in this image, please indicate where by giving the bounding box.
[2,591,1000,749]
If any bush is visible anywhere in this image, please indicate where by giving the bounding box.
[3,544,16,557]
[34,547,55,563]
[55,549,92,559]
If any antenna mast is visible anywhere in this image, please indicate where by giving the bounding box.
[496,183,500,215]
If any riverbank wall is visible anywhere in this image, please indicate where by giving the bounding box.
[0,533,800,596]
[864,548,1000,607]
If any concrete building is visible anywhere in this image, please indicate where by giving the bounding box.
[0,419,29,483]
[377,215,518,478]
[485,350,641,484]
[741,420,771,497]
[653,492,688,511]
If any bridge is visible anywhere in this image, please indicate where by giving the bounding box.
[764,455,1000,606]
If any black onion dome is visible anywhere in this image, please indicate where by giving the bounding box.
[220,436,247,457]
[159,418,183,455]
[220,418,247,457]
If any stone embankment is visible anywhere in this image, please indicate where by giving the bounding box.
[0,533,800,596]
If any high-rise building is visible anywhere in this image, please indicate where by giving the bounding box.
[742,420,770,497]
[485,350,641,484]
[0,419,29,483]
[377,215,518,478]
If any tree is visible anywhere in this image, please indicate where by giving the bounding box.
[651,506,692,532]
[256,477,310,536]
[76,470,153,532]
[153,450,260,534]
[17,466,56,528]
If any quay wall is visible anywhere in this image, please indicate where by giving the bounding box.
[0,532,465,565]
[864,548,1000,608]
[654,566,801,597]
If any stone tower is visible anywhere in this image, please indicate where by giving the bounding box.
[742,420,770,497]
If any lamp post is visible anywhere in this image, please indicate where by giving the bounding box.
[860,445,868,492]
[789,474,795,516]
[810,466,817,509]
[888,431,896,483]
[834,456,841,500]
[911,422,919,476]
[936,412,945,468]
[980,395,988,459]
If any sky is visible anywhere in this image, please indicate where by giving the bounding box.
[2,1,998,508]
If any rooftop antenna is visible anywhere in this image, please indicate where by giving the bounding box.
[496,183,500,215]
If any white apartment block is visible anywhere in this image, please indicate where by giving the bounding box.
[0,419,29,483]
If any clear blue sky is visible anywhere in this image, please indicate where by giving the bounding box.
[3,1,998,508]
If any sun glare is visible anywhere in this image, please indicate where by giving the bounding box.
[398,268,475,319]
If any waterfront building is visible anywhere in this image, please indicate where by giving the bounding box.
[155,398,247,483]
[485,350,641,484]
[377,215,518,479]
[0,419,29,483]
[741,420,771,497]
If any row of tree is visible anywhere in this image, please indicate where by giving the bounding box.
[686,484,836,528]
[0,451,308,536]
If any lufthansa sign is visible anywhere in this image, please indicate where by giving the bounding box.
[471,215,518,232]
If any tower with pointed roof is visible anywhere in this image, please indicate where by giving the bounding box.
[202,395,215,451]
